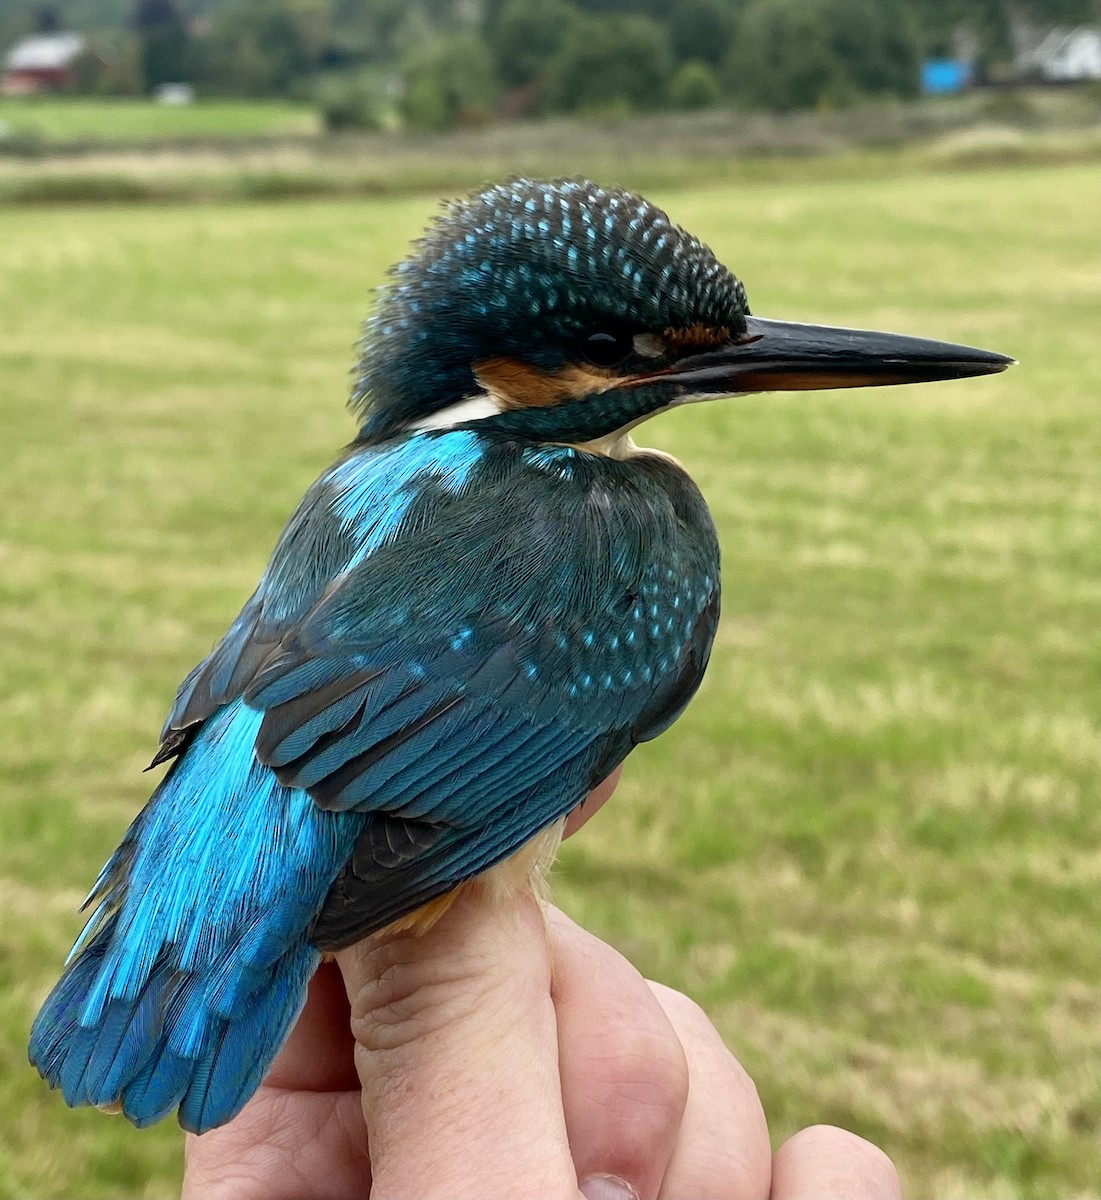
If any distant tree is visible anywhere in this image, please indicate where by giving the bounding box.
[317,72,387,131]
[328,0,404,64]
[667,0,735,67]
[670,59,722,109]
[34,5,64,33]
[199,0,319,95]
[568,0,679,17]
[726,0,845,110]
[908,0,1012,63]
[401,31,498,129]
[1035,0,1100,17]
[132,0,190,89]
[418,0,475,31]
[285,0,335,66]
[820,0,919,98]
[544,13,674,113]
[489,0,579,90]
[726,0,919,111]
[98,34,145,93]
[480,0,511,35]
[913,0,1098,41]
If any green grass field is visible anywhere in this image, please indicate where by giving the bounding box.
[1,163,1099,1198]
[2,95,1099,208]
[0,96,319,142]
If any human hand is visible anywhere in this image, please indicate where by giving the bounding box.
[183,779,901,1199]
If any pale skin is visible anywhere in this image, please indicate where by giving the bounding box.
[183,774,903,1200]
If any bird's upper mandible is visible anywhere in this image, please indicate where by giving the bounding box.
[348,178,1011,449]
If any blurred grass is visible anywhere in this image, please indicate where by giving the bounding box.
[1,163,1099,1197]
[0,96,319,143]
[2,95,1100,206]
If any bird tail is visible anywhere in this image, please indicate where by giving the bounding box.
[29,700,359,1133]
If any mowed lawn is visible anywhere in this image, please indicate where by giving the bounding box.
[1,164,1099,1198]
[0,96,319,142]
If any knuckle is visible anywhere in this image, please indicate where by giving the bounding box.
[344,934,493,1054]
[587,1016,690,1155]
[651,984,710,1032]
[791,1125,902,1196]
[651,981,765,1112]
[654,988,748,1057]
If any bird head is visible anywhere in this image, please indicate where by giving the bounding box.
[352,179,1012,446]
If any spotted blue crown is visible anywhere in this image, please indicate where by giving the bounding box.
[352,179,751,439]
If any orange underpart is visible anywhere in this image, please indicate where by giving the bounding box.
[382,889,462,936]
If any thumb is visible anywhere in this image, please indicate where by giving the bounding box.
[334,884,578,1200]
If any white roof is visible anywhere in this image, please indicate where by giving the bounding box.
[4,33,86,72]
[1023,25,1100,65]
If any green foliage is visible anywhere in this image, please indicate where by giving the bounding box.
[670,59,722,110]
[726,0,920,112]
[35,5,64,33]
[544,13,673,115]
[825,0,920,98]
[130,0,179,30]
[910,0,1089,59]
[325,0,406,65]
[196,0,320,95]
[490,0,579,90]
[11,0,1100,120]
[132,0,189,91]
[667,0,736,68]
[316,74,387,132]
[727,0,845,111]
[400,32,499,131]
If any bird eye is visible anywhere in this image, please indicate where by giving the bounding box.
[582,330,633,368]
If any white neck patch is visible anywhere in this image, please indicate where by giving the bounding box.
[406,391,670,461]
[409,392,504,432]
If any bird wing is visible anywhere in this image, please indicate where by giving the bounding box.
[156,431,718,945]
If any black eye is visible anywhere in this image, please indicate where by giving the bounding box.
[582,330,633,368]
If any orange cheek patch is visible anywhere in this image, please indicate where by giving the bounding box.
[474,357,618,409]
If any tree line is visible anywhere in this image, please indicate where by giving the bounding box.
[10,0,1101,129]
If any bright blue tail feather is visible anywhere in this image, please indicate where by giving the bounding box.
[29,700,362,1132]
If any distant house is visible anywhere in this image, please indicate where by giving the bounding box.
[1015,26,1101,83]
[2,32,88,95]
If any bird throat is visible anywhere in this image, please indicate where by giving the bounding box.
[410,367,672,449]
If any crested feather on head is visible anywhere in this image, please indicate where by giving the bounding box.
[352,179,750,439]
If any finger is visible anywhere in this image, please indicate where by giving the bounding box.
[264,960,359,1092]
[771,1126,902,1200]
[181,965,370,1200]
[547,907,689,1200]
[564,767,622,838]
[649,983,771,1200]
[336,884,577,1200]
[182,1091,370,1200]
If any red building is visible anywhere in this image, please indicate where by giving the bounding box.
[2,33,88,95]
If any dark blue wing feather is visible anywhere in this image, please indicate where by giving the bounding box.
[154,430,718,946]
[31,428,721,1130]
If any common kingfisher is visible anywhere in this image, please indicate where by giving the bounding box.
[30,178,1012,1132]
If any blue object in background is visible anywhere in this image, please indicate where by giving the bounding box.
[922,59,972,96]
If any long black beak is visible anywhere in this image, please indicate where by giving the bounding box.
[662,317,1015,394]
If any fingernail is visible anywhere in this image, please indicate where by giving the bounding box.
[579,1174,639,1200]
